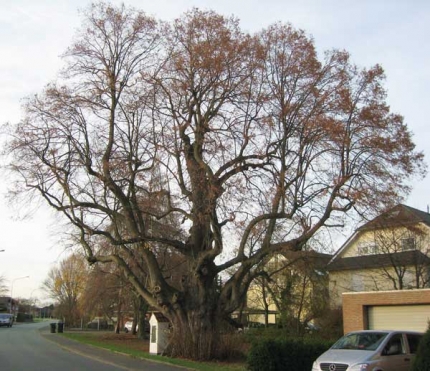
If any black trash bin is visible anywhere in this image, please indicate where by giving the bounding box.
[50,323,56,333]
[57,322,64,333]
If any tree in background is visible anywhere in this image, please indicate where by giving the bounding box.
[0,276,7,296]
[249,250,331,335]
[79,263,127,329]
[5,3,425,360]
[42,254,88,326]
[79,233,187,336]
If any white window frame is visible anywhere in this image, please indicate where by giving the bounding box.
[358,242,379,255]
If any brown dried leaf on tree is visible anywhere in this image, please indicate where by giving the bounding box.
[4,3,426,360]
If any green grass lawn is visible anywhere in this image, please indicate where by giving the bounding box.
[61,332,246,371]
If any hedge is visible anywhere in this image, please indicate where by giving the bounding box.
[412,327,430,371]
[247,338,332,371]
[16,312,33,323]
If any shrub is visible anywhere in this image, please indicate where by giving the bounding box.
[315,307,344,340]
[247,338,332,371]
[16,312,33,322]
[247,339,286,371]
[412,327,430,371]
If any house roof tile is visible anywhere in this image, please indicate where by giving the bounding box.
[151,312,169,322]
[280,250,332,268]
[327,250,430,271]
[358,204,430,231]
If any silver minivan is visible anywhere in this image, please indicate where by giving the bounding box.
[0,313,14,327]
[312,330,423,371]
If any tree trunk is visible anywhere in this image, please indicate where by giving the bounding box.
[115,287,123,334]
[169,309,221,360]
[262,284,269,328]
[137,296,149,339]
[164,272,226,360]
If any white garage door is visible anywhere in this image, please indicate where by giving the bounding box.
[368,305,430,332]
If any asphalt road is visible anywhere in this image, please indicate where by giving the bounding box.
[0,321,188,371]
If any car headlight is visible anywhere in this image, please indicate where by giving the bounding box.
[350,364,370,371]
[311,361,320,371]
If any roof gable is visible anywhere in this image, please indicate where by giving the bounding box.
[328,204,430,264]
[279,250,332,269]
[150,312,169,323]
[358,204,430,231]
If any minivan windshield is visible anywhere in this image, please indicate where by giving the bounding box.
[0,314,11,318]
[331,332,388,351]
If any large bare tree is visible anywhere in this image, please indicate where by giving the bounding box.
[4,3,425,359]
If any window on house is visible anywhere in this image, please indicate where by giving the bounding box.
[358,243,379,255]
[151,326,157,343]
[369,244,379,254]
[401,238,415,251]
[351,274,364,292]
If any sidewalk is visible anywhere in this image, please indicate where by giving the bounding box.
[40,327,191,371]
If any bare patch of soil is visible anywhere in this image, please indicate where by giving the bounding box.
[97,333,150,352]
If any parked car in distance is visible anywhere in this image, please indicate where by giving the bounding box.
[312,330,423,371]
[0,313,14,327]
[124,321,138,333]
[124,319,150,333]
[86,317,114,330]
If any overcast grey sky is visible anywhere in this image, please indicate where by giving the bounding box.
[1,0,429,300]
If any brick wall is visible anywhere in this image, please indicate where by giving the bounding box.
[342,289,430,333]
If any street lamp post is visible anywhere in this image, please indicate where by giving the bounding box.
[10,276,30,315]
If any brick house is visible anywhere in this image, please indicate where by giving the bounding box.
[342,289,430,333]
